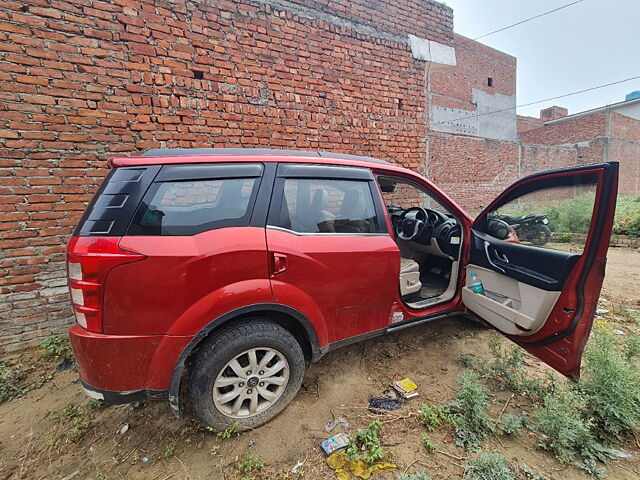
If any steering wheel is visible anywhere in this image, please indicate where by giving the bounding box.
[395,207,431,241]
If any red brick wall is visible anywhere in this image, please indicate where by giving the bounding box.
[0,0,453,352]
[610,138,640,196]
[610,111,640,143]
[428,132,581,214]
[519,112,607,146]
[430,34,516,112]
[427,132,520,213]
[516,115,542,134]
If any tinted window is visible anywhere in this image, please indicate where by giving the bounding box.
[128,177,259,235]
[277,179,380,234]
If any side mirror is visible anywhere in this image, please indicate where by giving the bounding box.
[486,218,510,240]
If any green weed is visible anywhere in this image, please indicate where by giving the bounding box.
[624,331,640,362]
[463,451,515,480]
[237,454,264,474]
[578,326,640,442]
[39,335,73,361]
[519,463,550,480]
[418,404,449,432]
[478,338,556,402]
[497,413,526,435]
[532,388,607,476]
[444,372,494,450]
[217,422,239,439]
[346,420,385,463]
[397,473,432,480]
[0,362,23,403]
[49,401,98,443]
[164,442,175,457]
[421,433,436,452]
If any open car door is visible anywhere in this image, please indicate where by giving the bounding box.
[461,162,618,378]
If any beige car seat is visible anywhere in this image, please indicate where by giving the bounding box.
[400,257,422,296]
[311,189,335,232]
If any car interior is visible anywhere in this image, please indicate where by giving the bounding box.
[377,177,463,308]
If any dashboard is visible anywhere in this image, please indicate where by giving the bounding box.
[388,206,462,259]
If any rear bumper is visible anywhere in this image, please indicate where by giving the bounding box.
[81,380,167,404]
[69,325,192,398]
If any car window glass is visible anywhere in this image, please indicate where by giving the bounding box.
[278,179,379,234]
[486,183,598,252]
[379,179,449,216]
[128,177,258,235]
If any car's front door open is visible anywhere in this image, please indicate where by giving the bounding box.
[461,163,618,378]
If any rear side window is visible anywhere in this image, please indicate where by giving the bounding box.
[128,176,260,236]
[278,178,380,234]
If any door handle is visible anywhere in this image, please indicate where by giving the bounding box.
[484,241,505,273]
[271,253,287,275]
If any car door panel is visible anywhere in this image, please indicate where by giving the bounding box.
[462,162,618,378]
[469,230,580,290]
[265,164,401,345]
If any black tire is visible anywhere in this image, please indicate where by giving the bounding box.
[529,225,552,246]
[188,320,305,430]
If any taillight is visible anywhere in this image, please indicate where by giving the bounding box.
[67,236,145,332]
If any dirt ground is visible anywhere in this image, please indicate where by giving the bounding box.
[1,246,639,480]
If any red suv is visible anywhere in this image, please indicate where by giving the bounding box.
[68,149,618,429]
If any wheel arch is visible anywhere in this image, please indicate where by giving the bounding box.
[168,303,321,416]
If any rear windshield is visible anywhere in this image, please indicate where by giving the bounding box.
[128,177,259,235]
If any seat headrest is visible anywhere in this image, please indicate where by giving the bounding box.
[340,188,366,219]
[311,188,329,210]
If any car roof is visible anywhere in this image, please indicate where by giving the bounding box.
[108,148,415,173]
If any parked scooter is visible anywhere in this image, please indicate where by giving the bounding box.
[493,213,552,246]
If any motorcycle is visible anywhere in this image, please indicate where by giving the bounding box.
[493,213,552,246]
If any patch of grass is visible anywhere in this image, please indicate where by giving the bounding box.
[346,420,386,464]
[237,453,264,474]
[418,404,449,432]
[463,451,515,480]
[421,433,436,452]
[39,334,73,361]
[443,372,494,450]
[497,413,526,435]
[578,325,640,443]
[532,388,607,476]
[0,362,23,403]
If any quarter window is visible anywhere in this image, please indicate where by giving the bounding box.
[128,177,259,235]
[277,179,380,234]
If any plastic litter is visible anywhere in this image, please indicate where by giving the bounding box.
[141,457,149,463]
[117,423,129,435]
[56,357,74,372]
[368,396,403,412]
[327,450,396,479]
[321,433,351,455]
[596,308,609,315]
[292,459,305,473]
[606,448,632,459]
[324,417,350,432]
[621,307,637,312]
[612,329,625,335]
[390,377,418,399]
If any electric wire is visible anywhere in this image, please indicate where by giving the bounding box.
[432,74,640,126]
[473,0,584,40]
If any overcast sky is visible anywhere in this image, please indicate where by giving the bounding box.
[443,0,640,117]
